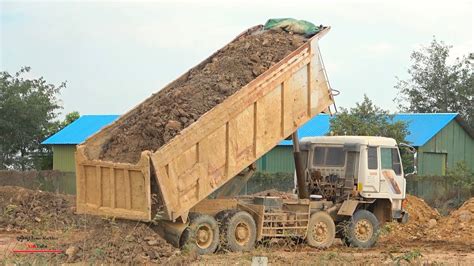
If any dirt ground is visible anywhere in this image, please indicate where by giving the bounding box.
[196,241,474,265]
[0,186,178,264]
[97,29,307,164]
[1,186,473,265]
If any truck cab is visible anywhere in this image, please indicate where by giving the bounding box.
[296,136,408,224]
[171,136,410,253]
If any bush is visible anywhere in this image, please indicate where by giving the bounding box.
[243,172,294,194]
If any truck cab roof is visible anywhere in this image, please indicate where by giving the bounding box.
[300,136,398,147]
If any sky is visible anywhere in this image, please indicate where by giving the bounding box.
[1,0,472,118]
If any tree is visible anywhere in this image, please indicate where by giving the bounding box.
[60,111,80,129]
[0,67,65,170]
[330,95,409,144]
[47,111,81,134]
[395,37,474,128]
[329,95,414,173]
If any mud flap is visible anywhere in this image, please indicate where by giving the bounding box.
[337,200,359,216]
[155,220,189,248]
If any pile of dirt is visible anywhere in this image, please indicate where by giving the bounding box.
[0,186,180,264]
[98,29,308,163]
[380,195,440,242]
[381,195,474,245]
[403,194,440,224]
[0,186,81,231]
[59,220,179,264]
[426,197,474,244]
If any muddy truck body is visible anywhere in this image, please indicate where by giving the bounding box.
[75,25,407,253]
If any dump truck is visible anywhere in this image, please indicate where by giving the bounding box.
[75,24,407,254]
[292,136,409,247]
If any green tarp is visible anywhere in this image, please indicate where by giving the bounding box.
[264,18,321,37]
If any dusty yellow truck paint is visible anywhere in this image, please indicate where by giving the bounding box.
[75,150,152,220]
[75,25,333,222]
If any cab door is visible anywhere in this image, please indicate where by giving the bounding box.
[363,146,380,193]
[379,147,405,199]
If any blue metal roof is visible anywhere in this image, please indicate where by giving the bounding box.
[42,115,119,145]
[279,113,458,147]
[393,113,458,146]
[42,113,459,147]
[279,114,330,146]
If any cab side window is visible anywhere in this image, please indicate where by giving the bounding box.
[381,148,402,175]
[391,148,402,175]
[367,147,378,169]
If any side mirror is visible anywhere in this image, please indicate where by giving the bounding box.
[399,143,416,154]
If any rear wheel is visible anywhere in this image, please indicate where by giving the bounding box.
[343,210,379,248]
[218,210,256,252]
[306,211,335,249]
[180,213,219,254]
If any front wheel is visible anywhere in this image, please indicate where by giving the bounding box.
[180,213,219,255]
[343,210,379,248]
[306,211,335,249]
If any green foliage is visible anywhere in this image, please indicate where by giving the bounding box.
[46,111,81,135]
[379,223,393,236]
[400,151,415,174]
[60,111,80,129]
[0,67,65,170]
[0,68,79,170]
[406,174,472,215]
[390,249,422,265]
[245,172,294,194]
[329,95,409,145]
[447,161,474,190]
[395,37,474,128]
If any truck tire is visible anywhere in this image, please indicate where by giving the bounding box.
[343,210,379,248]
[180,213,219,255]
[218,210,256,252]
[306,211,335,249]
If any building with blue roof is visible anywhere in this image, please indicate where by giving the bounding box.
[42,115,119,172]
[43,113,472,175]
[257,113,473,175]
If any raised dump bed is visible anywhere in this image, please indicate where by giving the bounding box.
[76,25,333,223]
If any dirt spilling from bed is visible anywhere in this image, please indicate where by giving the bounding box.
[97,29,307,163]
[0,186,181,264]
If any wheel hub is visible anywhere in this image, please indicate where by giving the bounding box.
[235,222,250,246]
[196,224,213,249]
[313,221,329,243]
[354,219,373,242]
